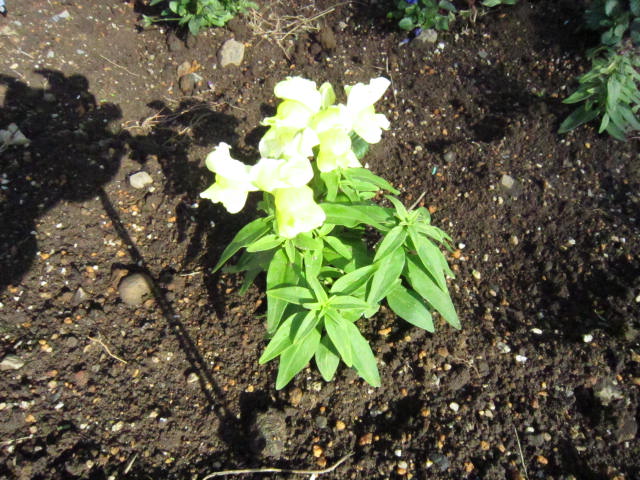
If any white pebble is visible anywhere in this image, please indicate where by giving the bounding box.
[515,354,528,363]
[583,334,593,343]
[531,328,543,335]
[449,402,460,412]
[496,342,511,354]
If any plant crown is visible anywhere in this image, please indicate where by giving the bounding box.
[200,77,459,389]
[387,0,517,34]
[142,0,257,35]
[560,0,640,140]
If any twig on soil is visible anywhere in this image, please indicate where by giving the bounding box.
[88,335,128,364]
[247,2,337,60]
[513,426,530,480]
[0,434,34,447]
[99,54,141,78]
[200,453,353,479]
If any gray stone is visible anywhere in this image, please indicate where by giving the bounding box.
[0,354,24,371]
[118,273,152,305]
[417,29,438,44]
[250,408,287,457]
[500,174,515,190]
[616,416,637,443]
[443,151,457,163]
[129,171,153,189]
[178,74,196,95]
[594,378,624,406]
[218,39,245,67]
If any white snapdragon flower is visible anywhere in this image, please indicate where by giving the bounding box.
[274,186,326,238]
[199,143,257,214]
[315,128,360,172]
[251,156,313,192]
[344,77,391,144]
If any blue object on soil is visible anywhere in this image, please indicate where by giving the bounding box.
[406,0,418,4]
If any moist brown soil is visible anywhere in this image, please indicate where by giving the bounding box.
[1,1,639,479]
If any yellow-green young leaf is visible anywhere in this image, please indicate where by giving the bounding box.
[276,328,321,389]
[325,310,354,367]
[259,312,300,364]
[386,284,434,332]
[315,336,340,381]
[406,256,460,329]
[344,168,399,194]
[344,321,380,387]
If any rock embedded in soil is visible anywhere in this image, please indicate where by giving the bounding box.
[316,26,336,51]
[218,39,245,68]
[129,171,153,189]
[118,273,152,305]
[0,354,25,371]
[250,408,287,458]
[178,74,197,96]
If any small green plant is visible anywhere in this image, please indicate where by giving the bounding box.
[387,0,517,35]
[143,0,258,35]
[200,77,459,389]
[560,0,640,140]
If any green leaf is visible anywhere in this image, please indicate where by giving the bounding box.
[398,17,415,30]
[213,217,271,272]
[327,295,371,310]
[330,265,376,295]
[266,249,297,334]
[267,286,315,305]
[259,312,299,364]
[246,234,283,252]
[276,328,321,389]
[387,284,435,332]
[315,336,340,381]
[325,310,354,366]
[386,195,409,220]
[558,105,600,133]
[349,132,370,160]
[344,168,399,195]
[374,225,407,262]
[292,311,320,343]
[320,170,339,202]
[406,256,460,329]
[304,252,327,303]
[368,247,405,304]
[294,233,323,251]
[321,203,393,229]
[344,321,380,387]
[324,235,353,259]
[439,0,457,12]
[408,227,448,291]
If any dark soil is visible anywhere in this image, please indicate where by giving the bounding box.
[1,1,639,479]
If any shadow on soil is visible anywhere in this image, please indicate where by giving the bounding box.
[0,70,125,290]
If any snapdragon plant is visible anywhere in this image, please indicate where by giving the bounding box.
[200,77,459,389]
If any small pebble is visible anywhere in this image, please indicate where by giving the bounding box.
[358,432,373,446]
[0,354,25,371]
[312,445,323,458]
[531,328,543,335]
[515,354,528,363]
[449,402,460,412]
[118,273,152,306]
[129,171,153,189]
[111,421,124,432]
[583,333,593,343]
[472,270,481,281]
[496,342,511,354]
[335,420,346,431]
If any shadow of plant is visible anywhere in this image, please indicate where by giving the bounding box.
[0,70,125,290]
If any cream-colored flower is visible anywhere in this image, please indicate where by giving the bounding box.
[274,186,326,238]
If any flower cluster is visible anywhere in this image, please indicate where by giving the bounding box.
[200,77,390,238]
